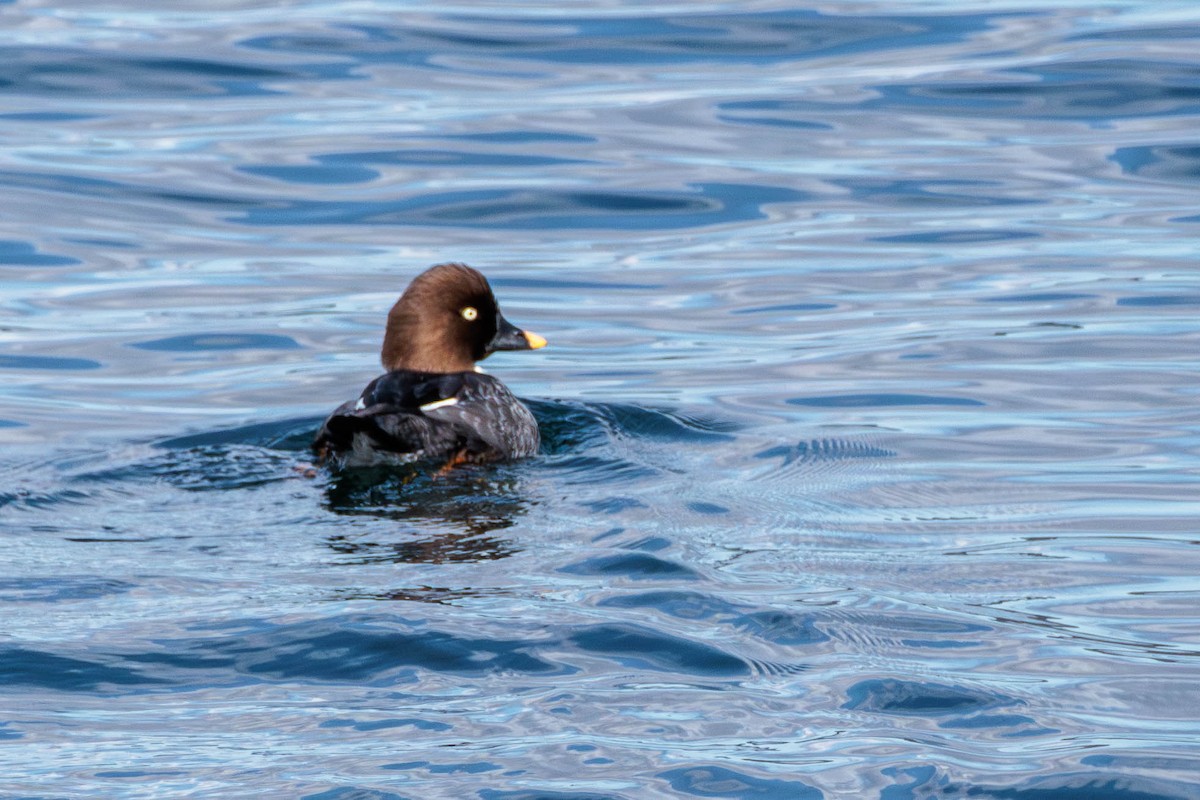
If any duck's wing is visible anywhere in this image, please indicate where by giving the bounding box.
[312,371,536,466]
[312,371,468,465]
[415,372,540,459]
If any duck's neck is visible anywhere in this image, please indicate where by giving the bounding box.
[381,322,475,374]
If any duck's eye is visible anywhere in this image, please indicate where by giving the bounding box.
[460,306,478,322]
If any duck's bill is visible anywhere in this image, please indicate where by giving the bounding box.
[488,315,547,352]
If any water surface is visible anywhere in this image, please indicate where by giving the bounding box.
[2,1,1199,798]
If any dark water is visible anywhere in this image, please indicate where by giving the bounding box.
[2,2,1199,798]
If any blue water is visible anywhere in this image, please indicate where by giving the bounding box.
[2,1,1199,797]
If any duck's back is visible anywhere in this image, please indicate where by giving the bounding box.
[313,370,539,469]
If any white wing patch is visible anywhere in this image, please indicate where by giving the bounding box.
[419,396,459,412]
[354,396,367,411]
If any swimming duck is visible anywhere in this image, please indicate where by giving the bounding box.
[313,263,546,470]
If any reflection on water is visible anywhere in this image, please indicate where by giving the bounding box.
[322,468,528,564]
[3,1,1200,798]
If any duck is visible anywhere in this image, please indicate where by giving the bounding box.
[313,263,546,470]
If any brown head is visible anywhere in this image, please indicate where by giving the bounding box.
[380,263,547,373]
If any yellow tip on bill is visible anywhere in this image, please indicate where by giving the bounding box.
[524,331,548,350]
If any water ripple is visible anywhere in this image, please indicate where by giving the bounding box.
[2,2,1199,797]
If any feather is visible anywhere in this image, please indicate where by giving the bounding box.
[313,370,538,468]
